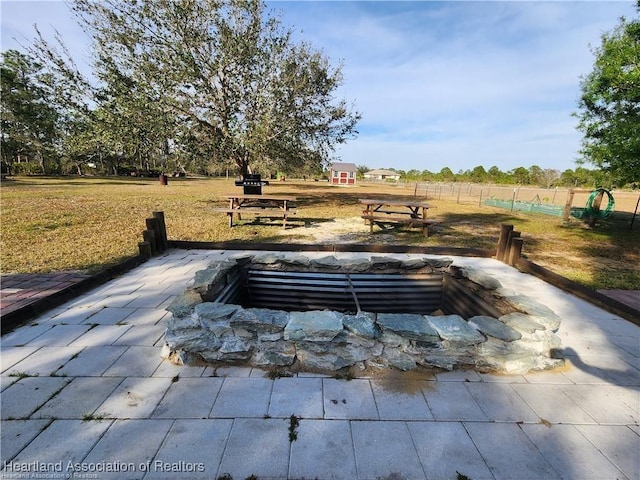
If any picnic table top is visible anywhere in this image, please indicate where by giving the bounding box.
[227,195,297,201]
[359,198,432,208]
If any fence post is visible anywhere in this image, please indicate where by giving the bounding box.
[563,189,575,224]
[496,224,514,261]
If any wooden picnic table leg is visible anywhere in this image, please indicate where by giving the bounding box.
[422,207,428,237]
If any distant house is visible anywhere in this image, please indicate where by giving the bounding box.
[329,162,357,185]
[363,169,401,181]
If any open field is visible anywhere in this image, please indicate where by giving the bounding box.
[1,176,638,290]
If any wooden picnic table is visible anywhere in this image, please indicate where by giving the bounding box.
[214,195,297,228]
[360,198,434,236]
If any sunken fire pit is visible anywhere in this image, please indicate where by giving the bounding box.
[162,253,563,374]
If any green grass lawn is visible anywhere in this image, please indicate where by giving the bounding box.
[1,175,638,290]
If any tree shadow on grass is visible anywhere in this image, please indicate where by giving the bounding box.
[428,211,526,250]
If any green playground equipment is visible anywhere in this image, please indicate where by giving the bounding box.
[571,188,615,220]
[484,188,615,221]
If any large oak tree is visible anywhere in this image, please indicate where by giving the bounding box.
[70,0,360,175]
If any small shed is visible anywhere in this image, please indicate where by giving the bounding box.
[363,169,401,182]
[329,162,357,185]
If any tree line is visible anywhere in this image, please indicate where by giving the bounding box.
[357,165,630,189]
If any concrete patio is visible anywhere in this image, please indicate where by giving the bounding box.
[1,249,638,480]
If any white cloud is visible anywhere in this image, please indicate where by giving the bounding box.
[277,1,636,172]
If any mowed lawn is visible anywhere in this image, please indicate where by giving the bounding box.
[1,175,638,290]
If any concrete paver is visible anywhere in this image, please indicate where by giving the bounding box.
[268,377,324,418]
[102,346,164,377]
[20,324,90,348]
[465,422,560,480]
[370,379,434,420]
[7,419,113,466]
[0,346,40,373]
[152,377,224,419]
[575,424,640,480]
[57,345,128,377]
[323,378,379,420]
[352,421,425,479]
[522,423,632,479]
[407,421,494,480]
[210,377,273,418]
[423,381,488,421]
[1,249,638,480]
[218,418,291,479]
[69,324,132,347]
[2,347,82,376]
[80,419,173,480]
[35,377,123,419]
[145,418,233,479]
[465,382,540,423]
[289,419,357,480]
[0,419,50,464]
[95,377,172,419]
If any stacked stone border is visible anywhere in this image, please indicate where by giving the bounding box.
[163,253,565,374]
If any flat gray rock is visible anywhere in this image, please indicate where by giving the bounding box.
[284,311,344,342]
[195,303,239,321]
[377,313,439,341]
[382,348,417,371]
[504,295,561,331]
[370,256,403,270]
[500,312,545,334]
[166,289,202,318]
[468,316,522,342]
[251,341,296,366]
[310,255,342,269]
[459,267,502,290]
[340,257,374,272]
[342,311,380,339]
[427,314,485,344]
[230,308,289,333]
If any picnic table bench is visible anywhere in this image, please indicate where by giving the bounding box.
[360,198,435,236]
[214,195,297,228]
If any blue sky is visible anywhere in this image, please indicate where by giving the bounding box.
[1,1,637,173]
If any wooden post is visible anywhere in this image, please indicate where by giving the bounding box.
[504,230,521,264]
[146,217,162,253]
[138,241,152,258]
[142,229,157,256]
[152,211,168,250]
[496,224,513,261]
[563,189,575,224]
[479,188,483,207]
[508,237,524,266]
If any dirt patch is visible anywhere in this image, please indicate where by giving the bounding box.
[282,216,397,244]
